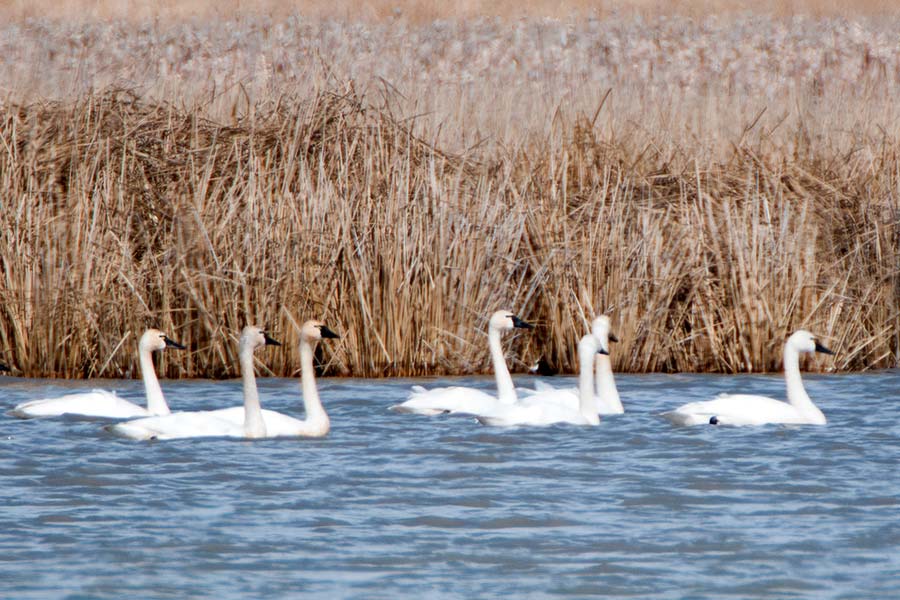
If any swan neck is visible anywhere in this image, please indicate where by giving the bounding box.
[578,340,600,425]
[783,347,808,404]
[595,354,622,411]
[489,327,516,404]
[240,345,267,438]
[783,345,823,422]
[300,339,329,428]
[139,347,170,416]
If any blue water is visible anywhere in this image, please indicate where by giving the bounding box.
[1,371,898,599]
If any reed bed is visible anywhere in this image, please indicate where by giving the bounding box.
[0,13,898,378]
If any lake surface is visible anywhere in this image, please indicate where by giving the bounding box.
[1,371,898,599]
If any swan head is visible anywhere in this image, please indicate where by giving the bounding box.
[787,330,834,355]
[240,325,281,352]
[578,333,609,357]
[301,320,340,343]
[490,310,533,332]
[590,315,619,346]
[140,328,186,353]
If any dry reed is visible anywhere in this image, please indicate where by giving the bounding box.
[0,13,898,378]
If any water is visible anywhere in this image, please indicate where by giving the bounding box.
[1,371,898,599]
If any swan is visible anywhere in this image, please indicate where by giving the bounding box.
[662,330,834,426]
[522,315,623,415]
[388,310,533,416]
[211,320,340,438]
[592,315,623,414]
[108,321,339,440]
[477,332,610,427]
[10,329,185,419]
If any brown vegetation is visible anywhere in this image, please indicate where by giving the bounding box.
[3,0,899,22]
[0,12,898,378]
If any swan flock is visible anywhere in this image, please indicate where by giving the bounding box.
[4,310,839,439]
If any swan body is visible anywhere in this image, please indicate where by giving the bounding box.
[217,320,338,438]
[12,389,153,419]
[109,411,243,440]
[389,310,533,415]
[109,321,338,440]
[663,330,833,426]
[665,394,820,426]
[519,315,623,415]
[390,385,501,416]
[478,332,609,427]
[10,329,184,419]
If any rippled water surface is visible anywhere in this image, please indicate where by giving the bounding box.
[2,371,899,599]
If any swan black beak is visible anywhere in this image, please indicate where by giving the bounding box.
[814,342,834,355]
[263,332,282,346]
[511,315,533,329]
[319,325,340,339]
[609,333,619,343]
[164,336,186,350]
[597,346,610,356]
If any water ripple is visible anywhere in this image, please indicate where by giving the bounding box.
[1,371,899,598]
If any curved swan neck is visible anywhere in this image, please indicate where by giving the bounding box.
[578,337,600,425]
[300,339,329,429]
[488,327,516,404]
[783,345,824,422]
[595,355,622,411]
[240,344,267,438]
[139,347,170,416]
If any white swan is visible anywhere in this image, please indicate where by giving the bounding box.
[388,310,533,416]
[522,315,623,415]
[477,332,610,427]
[10,329,185,419]
[592,315,623,414]
[663,330,834,426]
[108,321,339,440]
[211,320,339,438]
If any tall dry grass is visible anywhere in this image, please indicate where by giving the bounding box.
[0,14,898,378]
[1,85,897,378]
